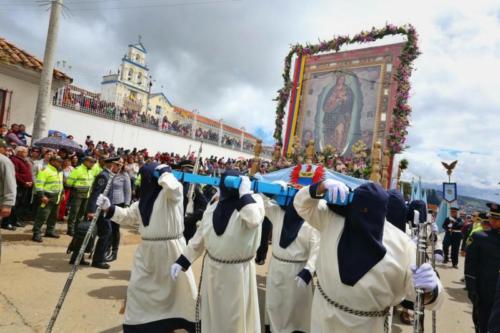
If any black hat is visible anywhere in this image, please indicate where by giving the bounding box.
[104,156,122,164]
[177,160,194,170]
[487,202,499,218]
[49,156,64,163]
[478,212,490,222]
[0,138,9,148]
[82,156,96,163]
[450,207,460,211]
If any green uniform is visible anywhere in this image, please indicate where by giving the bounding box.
[91,164,103,178]
[33,164,63,236]
[66,164,95,234]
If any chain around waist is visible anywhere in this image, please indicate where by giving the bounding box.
[316,280,390,318]
[206,251,254,264]
[141,234,183,241]
[272,253,307,264]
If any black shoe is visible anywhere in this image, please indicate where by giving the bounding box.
[453,265,459,269]
[91,262,110,269]
[67,230,74,237]
[44,232,60,239]
[255,258,265,265]
[105,251,117,262]
[13,221,25,228]
[443,259,449,264]
[1,224,16,231]
[32,235,43,242]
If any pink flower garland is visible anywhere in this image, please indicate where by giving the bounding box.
[273,24,420,155]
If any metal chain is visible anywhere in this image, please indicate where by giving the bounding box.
[316,280,390,333]
[272,253,307,264]
[141,234,182,241]
[195,251,254,333]
[206,251,254,264]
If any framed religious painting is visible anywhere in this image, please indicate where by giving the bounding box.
[273,25,420,187]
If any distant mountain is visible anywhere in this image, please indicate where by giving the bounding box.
[423,183,495,212]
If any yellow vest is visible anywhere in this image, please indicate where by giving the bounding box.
[35,164,63,203]
[67,164,94,198]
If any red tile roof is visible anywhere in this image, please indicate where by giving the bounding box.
[173,105,257,140]
[0,37,72,82]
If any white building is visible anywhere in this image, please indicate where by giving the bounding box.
[100,40,150,114]
[0,36,71,130]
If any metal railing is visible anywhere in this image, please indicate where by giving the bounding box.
[52,97,259,154]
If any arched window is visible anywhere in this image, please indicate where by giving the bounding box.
[137,72,142,85]
[128,69,133,81]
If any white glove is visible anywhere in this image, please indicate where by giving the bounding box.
[412,263,438,292]
[434,250,444,263]
[97,194,111,211]
[170,263,182,281]
[272,180,288,191]
[239,176,252,197]
[323,179,349,203]
[431,223,439,233]
[295,276,307,288]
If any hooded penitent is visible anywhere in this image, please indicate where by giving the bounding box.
[336,182,389,286]
[138,163,171,227]
[278,197,305,249]
[386,189,408,232]
[213,169,253,235]
[407,200,427,227]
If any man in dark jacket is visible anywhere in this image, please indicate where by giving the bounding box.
[86,157,123,269]
[1,146,32,229]
[465,202,500,333]
[443,206,464,268]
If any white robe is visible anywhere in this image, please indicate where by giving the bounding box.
[109,172,197,328]
[182,193,265,333]
[263,196,320,333]
[294,186,445,333]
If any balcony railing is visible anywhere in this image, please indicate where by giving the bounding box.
[52,93,264,155]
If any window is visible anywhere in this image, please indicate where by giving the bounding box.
[137,72,142,85]
[128,69,133,81]
[136,54,141,62]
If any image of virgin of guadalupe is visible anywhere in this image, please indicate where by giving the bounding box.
[314,72,363,156]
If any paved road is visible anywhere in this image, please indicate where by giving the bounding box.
[0,223,475,332]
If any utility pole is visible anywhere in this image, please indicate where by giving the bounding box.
[32,0,64,142]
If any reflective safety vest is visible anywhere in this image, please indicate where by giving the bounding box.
[35,164,63,203]
[91,163,103,178]
[466,222,484,247]
[67,164,94,198]
[134,174,141,187]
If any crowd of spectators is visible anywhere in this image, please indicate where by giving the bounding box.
[53,86,255,152]
[0,129,272,234]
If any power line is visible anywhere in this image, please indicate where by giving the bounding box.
[69,0,241,10]
[0,0,241,11]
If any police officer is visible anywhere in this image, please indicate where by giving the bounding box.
[443,206,464,268]
[175,160,207,243]
[86,157,123,269]
[66,156,96,236]
[489,273,500,333]
[465,202,500,333]
[32,156,64,242]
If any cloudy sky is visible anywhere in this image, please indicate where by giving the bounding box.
[0,0,499,196]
